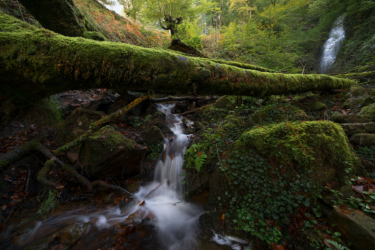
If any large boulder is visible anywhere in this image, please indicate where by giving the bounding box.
[332,113,371,124]
[350,133,375,146]
[328,206,375,250]
[361,103,375,121]
[340,122,375,136]
[57,108,106,145]
[141,126,164,145]
[79,126,145,178]
[309,101,326,111]
[203,121,362,240]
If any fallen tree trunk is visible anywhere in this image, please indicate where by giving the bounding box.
[0,12,354,116]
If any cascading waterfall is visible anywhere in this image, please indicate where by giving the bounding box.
[1,103,203,250]
[320,15,346,74]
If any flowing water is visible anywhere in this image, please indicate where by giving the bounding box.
[0,104,249,250]
[320,15,346,74]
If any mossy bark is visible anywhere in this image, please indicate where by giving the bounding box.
[0,12,354,116]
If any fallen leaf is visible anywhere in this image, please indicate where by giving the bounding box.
[139,200,145,206]
[4,175,11,181]
[271,242,285,250]
[197,151,202,157]
[339,205,352,214]
[352,185,366,193]
[1,205,7,211]
[369,205,375,211]
[220,213,225,221]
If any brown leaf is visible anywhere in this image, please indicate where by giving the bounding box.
[1,205,7,211]
[4,175,11,181]
[139,200,145,206]
[11,194,19,200]
[339,205,352,214]
[271,242,285,250]
[220,213,225,221]
[369,205,375,211]
[197,151,202,157]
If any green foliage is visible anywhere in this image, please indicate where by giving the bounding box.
[146,141,164,160]
[185,144,208,172]
[37,189,58,215]
[325,239,350,250]
[355,146,375,162]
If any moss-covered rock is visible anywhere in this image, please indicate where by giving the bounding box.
[215,96,232,109]
[360,103,375,121]
[249,104,307,125]
[309,101,326,111]
[340,123,375,136]
[57,108,106,145]
[79,126,145,178]
[332,113,371,124]
[350,133,375,146]
[82,31,107,41]
[141,126,164,145]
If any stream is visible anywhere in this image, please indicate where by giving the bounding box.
[0,104,249,250]
[320,15,346,74]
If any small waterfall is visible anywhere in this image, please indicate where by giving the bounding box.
[320,15,346,74]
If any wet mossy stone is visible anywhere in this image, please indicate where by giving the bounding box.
[361,96,375,108]
[57,222,90,246]
[309,101,326,111]
[241,121,361,185]
[350,133,375,146]
[340,122,375,136]
[250,105,307,125]
[57,108,106,145]
[215,96,232,109]
[194,121,205,132]
[79,126,145,178]
[141,126,164,145]
[361,103,375,121]
[332,113,371,124]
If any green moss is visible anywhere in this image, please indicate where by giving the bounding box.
[0,11,354,115]
[82,31,107,41]
[360,103,375,119]
[240,121,360,181]
[250,104,307,125]
[309,101,326,111]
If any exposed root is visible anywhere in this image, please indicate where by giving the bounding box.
[90,180,133,196]
[37,160,64,189]
[54,95,149,155]
[0,140,40,171]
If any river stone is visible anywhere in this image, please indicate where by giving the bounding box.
[57,222,90,246]
[141,126,164,145]
[340,122,375,136]
[323,185,356,206]
[79,126,146,178]
[127,182,140,193]
[147,117,172,135]
[328,206,375,250]
[104,193,116,204]
[332,113,371,124]
[57,108,106,145]
[24,235,55,250]
[350,133,375,146]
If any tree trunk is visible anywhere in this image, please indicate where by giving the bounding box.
[0,11,353,119]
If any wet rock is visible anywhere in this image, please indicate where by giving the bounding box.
[362,96,375,107]
[147,118,172,135]
[57,222,90,246]
[24,235,55,250]
[141,126,164,145]
[67,152,79,163]
[84,91,115,112]
[57,108,106,145]
[323,185,356,206]
[127,182,140,193]
[350,133,375,146]
[194,121,205,132]
[79,126,146,178]
[340,122,375,136]
[215,96,239,109]
[182,118,194,129]
[332,113,371,123]
[104,193,116,204]
[309,101,326,111]
[328,206,375,250]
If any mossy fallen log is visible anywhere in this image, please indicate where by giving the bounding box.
[0,12,354,112]
[335,71,375,83]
